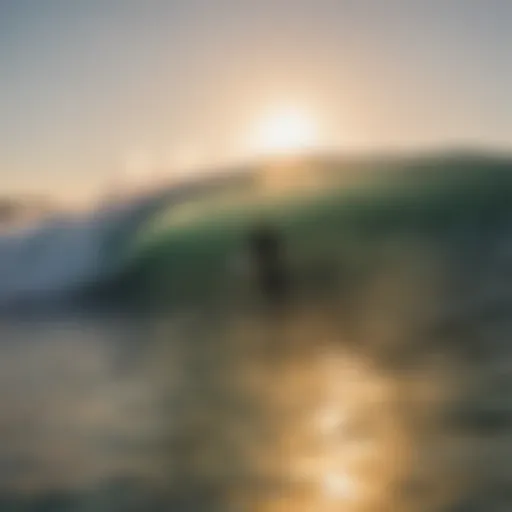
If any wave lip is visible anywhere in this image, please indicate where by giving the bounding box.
[0,173,252,308]
[0,204,132,306]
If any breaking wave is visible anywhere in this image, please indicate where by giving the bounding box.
[0,173,250,307]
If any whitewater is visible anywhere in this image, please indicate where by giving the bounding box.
[0,174,246,307]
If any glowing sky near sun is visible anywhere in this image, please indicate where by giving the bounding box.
[250,106,322,156]
[1,0,512,196]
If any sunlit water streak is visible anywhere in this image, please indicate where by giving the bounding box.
[1,230,512,511]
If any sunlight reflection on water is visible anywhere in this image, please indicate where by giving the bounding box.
[0,311,412,510]
[0,293,493,511]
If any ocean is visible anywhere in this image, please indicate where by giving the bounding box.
[1,154,512,511]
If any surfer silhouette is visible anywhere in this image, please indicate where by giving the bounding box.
[247,222,290,309]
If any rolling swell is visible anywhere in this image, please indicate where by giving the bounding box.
[1,154,511,310]
[0,172,253,309]
[121,153,512,310]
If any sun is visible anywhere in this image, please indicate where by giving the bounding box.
[252,107,320,156]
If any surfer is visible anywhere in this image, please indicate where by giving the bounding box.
[247,221,291,310]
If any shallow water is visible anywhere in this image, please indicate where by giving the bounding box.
[1,234,512,512]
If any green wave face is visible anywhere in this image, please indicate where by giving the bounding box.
[120,154,512,309]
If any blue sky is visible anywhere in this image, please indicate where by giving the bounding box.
[1,0,511,197]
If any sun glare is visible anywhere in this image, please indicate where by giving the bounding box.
[252,107,320,156]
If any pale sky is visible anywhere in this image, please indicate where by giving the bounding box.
[1,0,511,197]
